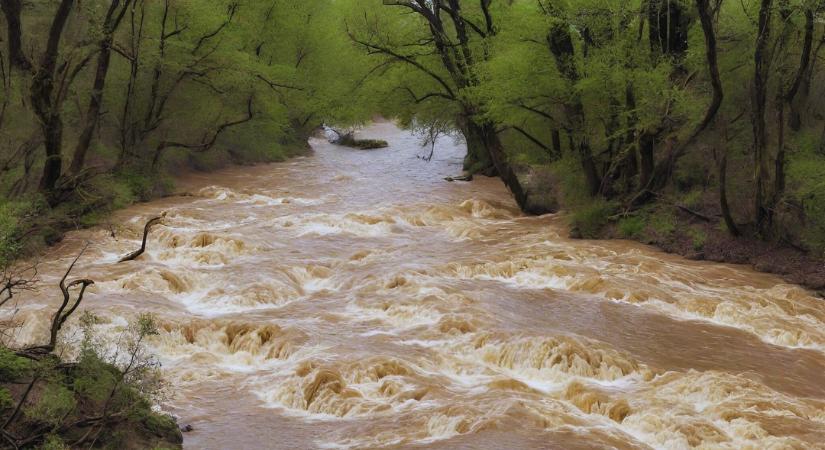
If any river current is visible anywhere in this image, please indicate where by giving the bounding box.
[11,122,825,449]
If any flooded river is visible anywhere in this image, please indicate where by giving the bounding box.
[11,122,825,449]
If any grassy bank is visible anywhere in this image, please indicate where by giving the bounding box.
[0,315,182,449]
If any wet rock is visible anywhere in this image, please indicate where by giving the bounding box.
[181,424,194,433]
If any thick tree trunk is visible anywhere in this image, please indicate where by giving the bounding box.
[464,119,536,213]
[0,0,30,70]
[551,129,562,156]
[38,122,64,192]
[460,117,495,175]
[32,0,75,194]
[579,139,600,196]
[752,0,772,229]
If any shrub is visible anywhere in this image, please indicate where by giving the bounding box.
[618,215,646,238]
[689,227,708,251]
[786,141,825,254]
[0,347,31,381]
[40,434,68,450]
[680,189,703,209]
[25,383,76,426]
[551,156,590,209]
[0,201,24,265]
[572,200,616,238]
[650,210,677,236]
[0,387,14,410]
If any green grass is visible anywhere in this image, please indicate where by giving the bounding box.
[649,210,677,236]
[572,200,616,238]
[689,227,708,251]
[618,215,646,238]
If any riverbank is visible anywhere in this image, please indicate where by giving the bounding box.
[0,348,183,449]
[587,204,825,297]
[0,141,311,263]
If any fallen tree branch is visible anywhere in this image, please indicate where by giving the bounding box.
[445,174,473,182]
[118,216,163,263]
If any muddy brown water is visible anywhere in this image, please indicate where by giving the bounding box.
[8,122,825,449]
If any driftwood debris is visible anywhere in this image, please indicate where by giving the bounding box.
[118,216,164,263]
[444,174,473,182]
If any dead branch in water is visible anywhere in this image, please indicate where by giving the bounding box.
[444,175,473,182]
[20,244,94,357]
[118,216,164,263]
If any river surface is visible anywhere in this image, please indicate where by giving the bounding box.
[10,122,825,449]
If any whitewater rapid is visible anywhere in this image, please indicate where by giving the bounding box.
[9,121,825,449]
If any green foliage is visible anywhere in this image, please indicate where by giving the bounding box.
[650,211,677,236]
[0,387,14,410]
[618,216,646,238]
[689,227,708,251]
[39,434,69,450]
[143,411,179,437]
[25,383,76,426]
[0,201,27,265]
[787,133,825,254]
[0,347,31,381]
[0,313,179,448]
[681,190,704,210]
[572,200,617,239]
[73,351,118,403]
[551,156,590,209]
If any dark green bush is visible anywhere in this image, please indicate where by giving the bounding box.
[572,200,616,238]
[0,347,31,381]
[618,215,646,238]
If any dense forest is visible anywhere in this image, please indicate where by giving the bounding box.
[2,0,825,447]
[1,0,824,260]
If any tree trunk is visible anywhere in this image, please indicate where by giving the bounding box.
[752,0,772,229]
[718,151,740,236]
[551,129,561,157]
[774,102,785,201]
[461,118,495,175]
[38,121,64,193]
[464,119,535,213]
[70,0,130,174]
[579,139,600,196]
[0,0,30,70]
[33,0,75,194]
[638,132,655,190]
[787,8,814,131]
